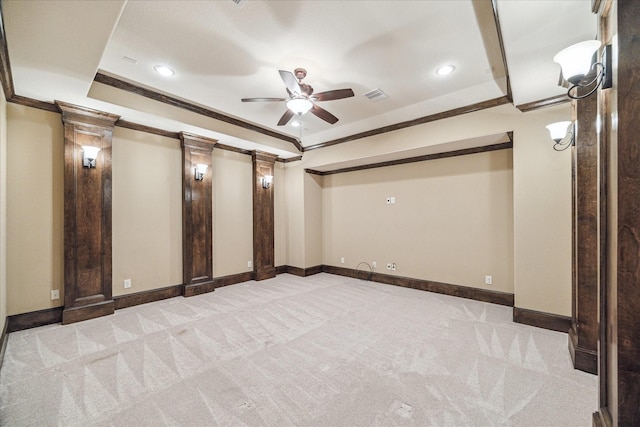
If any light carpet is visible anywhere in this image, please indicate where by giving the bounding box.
[0,273,597,426]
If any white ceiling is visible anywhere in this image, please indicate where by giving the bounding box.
[3,0,596,157]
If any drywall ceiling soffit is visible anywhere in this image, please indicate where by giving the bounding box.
[306,132,512,173]
[4,0,594,154]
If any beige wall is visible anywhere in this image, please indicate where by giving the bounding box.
[6,104,64,315]
[0,92,7,330]
[112,127,182,296]
[304,173,323,267]
[322,149,514,293]
[288,103,572,316]
[212,149,253,277]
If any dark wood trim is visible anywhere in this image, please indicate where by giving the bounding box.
[252,151,278,281]
[489,0,512,102]
[515,94,570,112]
[512,307,572,333]
[591,0,604,14]
[8,95,58,112]
[214,271,255,288]
[305,142,513,176]
[277,265,323,277]
[304,96,511,152]
[0,319,9,370]
[0,0,15,100]
[94,72,303,152]
[181,132,216,297]
[568,326,598,374]
[322,265,514,306]
[60,301,115,325]
[113,284,184,310]
[115,119,179,139]
[6,307,63,333]
[277,156,303,163]
[214,142,252,156]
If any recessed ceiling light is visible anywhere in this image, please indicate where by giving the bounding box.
[154,65,175,77]
[436,65,455,76]
[291,120,302,127]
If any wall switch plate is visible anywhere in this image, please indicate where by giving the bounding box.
[387,263,392,270]
[485,275,493,285]
[390,197,396,204]
[340,257,345,264]
[248,260,252,268]
[372,261,376,268]
[392,263,397,271]
[51,290,60,300]
[124,279,132,289]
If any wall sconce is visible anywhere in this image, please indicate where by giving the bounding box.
[82,145,101,168]
[553,40,612,100]
[262,175,273,189]
[194,163,208,181]
[546,121,575,151]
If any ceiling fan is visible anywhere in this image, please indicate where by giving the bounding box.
[241,68,354,126]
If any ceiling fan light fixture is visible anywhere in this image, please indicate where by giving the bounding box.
[291,120,302,127]
[287,98,313,115]
[436,65,456,76]
[153,65,175,77]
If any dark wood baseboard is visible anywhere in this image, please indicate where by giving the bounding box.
[568,326,598,375]
[114,284,184,310]
[215,271,255,288]
[322,265,514,306]
[513,307,572,333]
[277,265,323,277]
[0,320,8,371]
[7,307,63,332]
[62,300,115,325]
[184,280,216,297]
[592,408,613,427]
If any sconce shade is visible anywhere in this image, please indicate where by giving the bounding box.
[287,98,313,115]
[194,163,208,181]
[262,174,273,189]
[81,145,101,168]
[546,121,572,143]
[553,40,601,84]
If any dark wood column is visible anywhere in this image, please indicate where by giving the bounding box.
[57,101,119,325]
[594,0,640,425]
[252,151,278,281]
[180,132,216,297]
[569,87,598,374]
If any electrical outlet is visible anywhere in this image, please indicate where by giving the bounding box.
[372,261,377,268]
[124,278,132,289]
[390,197,396,204]
[485,275,493,285]
[387,263,392,270]
[51,290,60,300]
[392,263,397,271]
[248,260,252,268]
[340,257,345,264]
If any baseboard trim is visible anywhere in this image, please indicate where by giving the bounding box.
[7,306,63,332]
[275,265,323,277]
[0,319,9,371]
[114,284,184,310]
[513,307,572,333]
[568,326,598,374]
[215,271,255,288]
[321,265,514,306]
[62,300,115,325]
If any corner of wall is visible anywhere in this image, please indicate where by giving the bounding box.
[0,90,7,332]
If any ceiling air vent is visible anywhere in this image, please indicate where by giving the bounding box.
[231,0,247,5]
[364,88,388,102]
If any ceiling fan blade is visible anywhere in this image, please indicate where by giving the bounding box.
[241,97,287,102]
[310,105,339,124]
[279,70,302,95]
[312,88,355,102]
[277,109,295,126]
